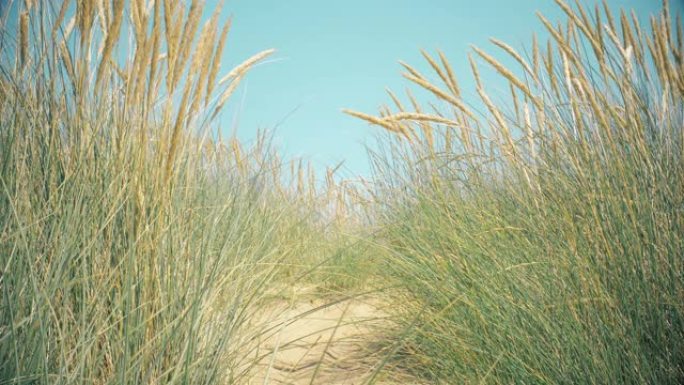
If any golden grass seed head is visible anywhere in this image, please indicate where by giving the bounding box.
[19,11,29,69]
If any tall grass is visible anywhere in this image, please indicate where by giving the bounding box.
[4,0,683,383]
[348,1,684,383]
[0,1,326,384]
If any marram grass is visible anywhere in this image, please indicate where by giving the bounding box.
[348,0,684,383]
[0,1,324,384]
[2,0,683,384]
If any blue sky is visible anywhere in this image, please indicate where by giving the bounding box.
[209,0,681,177]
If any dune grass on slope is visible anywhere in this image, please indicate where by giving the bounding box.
[0,1,342,383]
[348,1,684,383]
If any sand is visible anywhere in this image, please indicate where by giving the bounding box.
[245,290,403,385]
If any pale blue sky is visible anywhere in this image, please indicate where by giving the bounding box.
[209,0,681,177]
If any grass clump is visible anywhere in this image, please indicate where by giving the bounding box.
[348,1,684,383]
[0,1,321,384]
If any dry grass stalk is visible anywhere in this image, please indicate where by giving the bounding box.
[342,109,404,135]
[421,50,459,98]
[472,47,534,105]
[385,112,461,127]
[219,49,275,85]
[403,73,475,121]
[620,11,640,60]
[399,60,423,79]
[206,17,232,105]
[52,0,71,37]
[163,0,181,91]
[172,0,203,88]
[131,34,155,107]
[468,53,482,90]
[476,85,514,154]
[510,83,521,124]
[490,38,536,82]
[95,0,124,90]
[144,0,162,109]
[438,50,461,97]
[19,11,29,69]
[386,88,405,111]
[59,41,75,83]
[188,19,217,116]
[554,0,602,57]
[532,33,541,76]
[537,13,580,67]
[543,40,561,98]
[213,74,243,119]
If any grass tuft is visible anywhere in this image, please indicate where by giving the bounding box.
[349,1,684,383]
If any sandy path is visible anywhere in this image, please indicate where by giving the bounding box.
[246,292,399,385]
